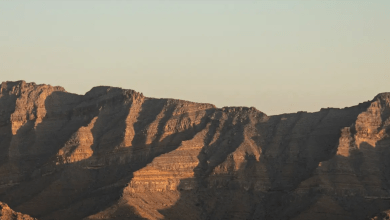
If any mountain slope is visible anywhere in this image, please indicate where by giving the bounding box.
[1,81,390,220]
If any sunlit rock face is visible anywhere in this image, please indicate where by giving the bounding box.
[0,201,36,220]
[1,81,390,220]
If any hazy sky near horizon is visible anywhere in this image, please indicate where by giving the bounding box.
[1,1,389,115]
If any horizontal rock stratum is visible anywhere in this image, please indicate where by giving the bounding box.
[1,80,390,220]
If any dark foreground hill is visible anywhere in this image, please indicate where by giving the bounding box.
[1,80,390,220]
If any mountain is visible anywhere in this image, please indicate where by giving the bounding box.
[1,80,390,220]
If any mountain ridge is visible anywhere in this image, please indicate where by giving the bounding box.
[2,80,375,116]
[1,80,390,220]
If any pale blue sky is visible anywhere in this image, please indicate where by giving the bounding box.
[1,1,389,115]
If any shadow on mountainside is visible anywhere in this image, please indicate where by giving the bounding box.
[156,103,390,220]
[26,94,215,220]
[0,90,18,169]
[0,90,85,212]
[157,149,321,219]
[0,89,134,218]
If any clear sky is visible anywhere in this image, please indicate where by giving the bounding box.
[1,1,389,115]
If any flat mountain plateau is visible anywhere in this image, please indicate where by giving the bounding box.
[1,81,390,220]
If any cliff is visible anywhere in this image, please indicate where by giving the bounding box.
[1,81,390,220]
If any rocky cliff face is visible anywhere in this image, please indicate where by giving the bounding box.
[1,81,390,220]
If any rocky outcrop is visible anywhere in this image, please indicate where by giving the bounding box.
[1,80,390,219]
[0,202,36,220]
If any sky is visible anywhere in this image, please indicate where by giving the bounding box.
[1,1,389,115]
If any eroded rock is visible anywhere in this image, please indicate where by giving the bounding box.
[1,81,390,220]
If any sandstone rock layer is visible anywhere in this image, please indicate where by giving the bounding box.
[0,202,36,220]
[1,81,390,220]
